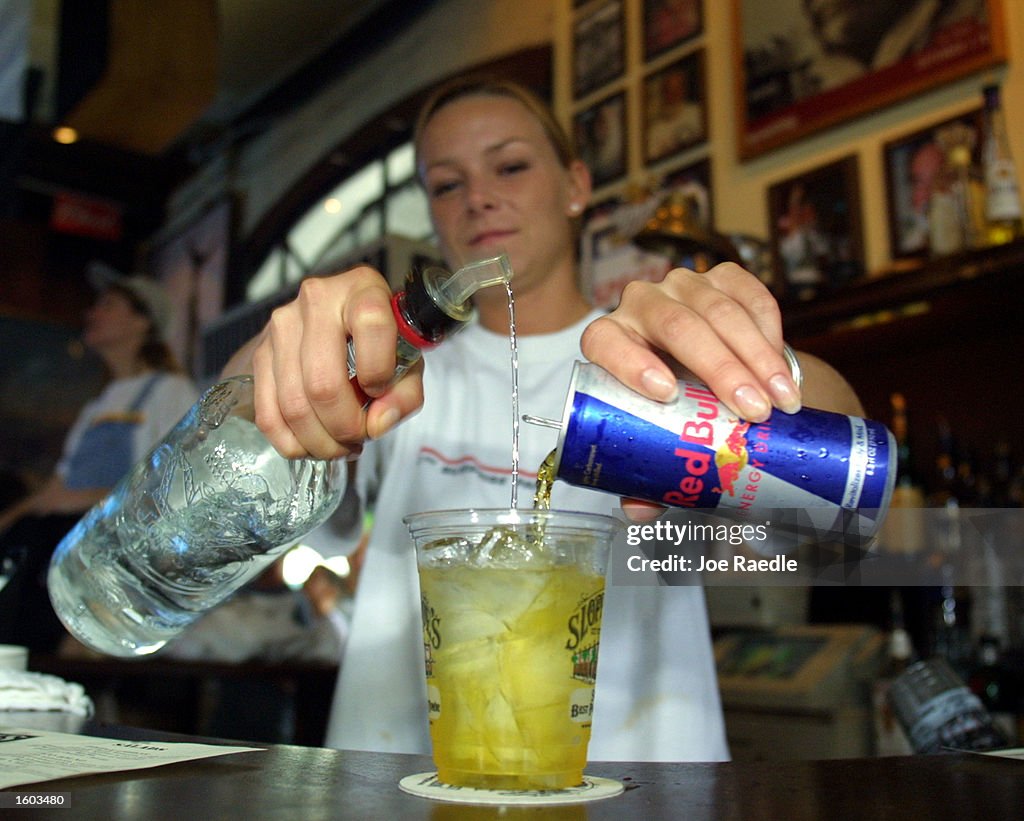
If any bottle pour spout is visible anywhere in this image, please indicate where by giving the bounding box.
[436,253,513,308]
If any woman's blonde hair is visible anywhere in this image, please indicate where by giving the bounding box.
[413,75,577,179]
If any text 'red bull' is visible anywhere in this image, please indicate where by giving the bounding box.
[664,382,765,508]
[664,383,719,507]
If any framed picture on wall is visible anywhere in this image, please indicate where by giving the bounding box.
[883,109,984,260]
[643,0,703,60]
[574,92,627,188]
[573,0,625,99]
[732,0,1007,159]
[643,51,707,164]
[660,157,713,228]
[767,156,864,301]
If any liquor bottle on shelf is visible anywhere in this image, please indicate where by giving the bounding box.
[968,635,1020,745]
[940,439,1011,656]
[926,418,972,677]
[936,121,986,251]
[980,84,1023,246]
[928,417,959,509]
[872,591,917,755]
[953,145,987,251]
[953,443,980,508]
[929,130,968,257]
[880,393,926,554]
[990,441,1021,509]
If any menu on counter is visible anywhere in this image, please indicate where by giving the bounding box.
[0,726,262,790]
[981,748,1024,761]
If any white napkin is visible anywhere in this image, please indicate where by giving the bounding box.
[0,669,94,717]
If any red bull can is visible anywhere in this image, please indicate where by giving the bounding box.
[548,361,897,543]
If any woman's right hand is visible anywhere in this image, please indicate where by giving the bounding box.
[226,266,425,460]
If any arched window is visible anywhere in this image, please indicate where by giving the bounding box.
[246,141,433,302]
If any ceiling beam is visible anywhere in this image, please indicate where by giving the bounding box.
[60,0,218,156]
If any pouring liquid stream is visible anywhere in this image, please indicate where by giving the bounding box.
[507,280,521,509]
[504,280,557,512]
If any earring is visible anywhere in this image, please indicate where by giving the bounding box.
[569,203,582,215]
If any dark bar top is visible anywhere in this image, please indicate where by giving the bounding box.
[4,724,1022,820]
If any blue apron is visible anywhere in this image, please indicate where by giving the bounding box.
[63,374,162,489]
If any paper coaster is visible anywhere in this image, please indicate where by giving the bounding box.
[399,772,623,805]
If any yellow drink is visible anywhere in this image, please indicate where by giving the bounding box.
[418,562,606,790]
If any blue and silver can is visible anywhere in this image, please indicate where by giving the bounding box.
[549,361,896,543]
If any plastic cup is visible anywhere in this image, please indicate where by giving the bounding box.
[405,508,619,791]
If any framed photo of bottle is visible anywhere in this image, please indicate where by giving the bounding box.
[732,0,1008,159]
[767,155,865,302]
[883,110,984,260]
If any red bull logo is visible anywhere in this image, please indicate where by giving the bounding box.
[713,421,751,496]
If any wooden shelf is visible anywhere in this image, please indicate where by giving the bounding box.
[778,239,1024,486]
[783,239,1024,345]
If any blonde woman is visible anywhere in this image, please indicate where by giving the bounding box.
[226,76,861,761]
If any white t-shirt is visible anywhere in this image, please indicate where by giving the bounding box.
[324,309,729,762]
[55,372,199,480]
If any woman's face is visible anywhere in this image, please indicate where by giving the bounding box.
[82,288,151,352]
[417,93,589,298]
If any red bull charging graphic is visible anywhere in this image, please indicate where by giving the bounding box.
[550,362,897,543]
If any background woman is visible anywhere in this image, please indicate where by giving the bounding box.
[0,263,198,653]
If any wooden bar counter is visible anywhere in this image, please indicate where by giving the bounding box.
[3,723,1022,819]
